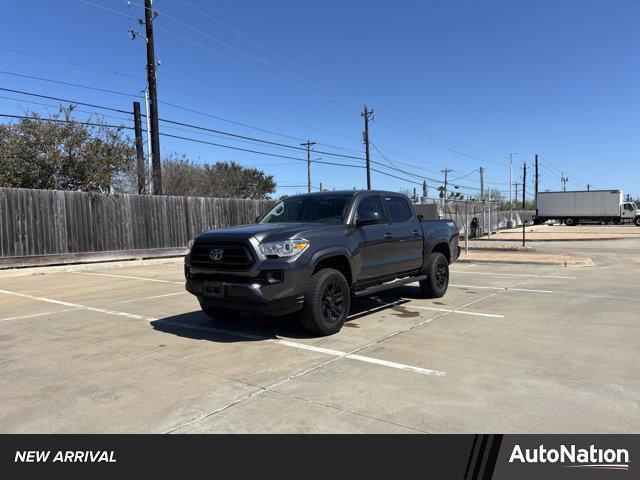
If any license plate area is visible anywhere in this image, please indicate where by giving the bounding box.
[204,281,225,298]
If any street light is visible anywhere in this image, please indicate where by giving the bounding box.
[509,151,519,224]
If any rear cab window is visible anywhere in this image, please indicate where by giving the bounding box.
[384,196,413,223]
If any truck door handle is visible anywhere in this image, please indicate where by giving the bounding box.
[384,232,392,239]
[412,230,420,237]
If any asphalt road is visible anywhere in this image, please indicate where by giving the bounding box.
[1,234,638,433]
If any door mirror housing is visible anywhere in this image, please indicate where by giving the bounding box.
[356,212,383,227]
[255,215,263,223]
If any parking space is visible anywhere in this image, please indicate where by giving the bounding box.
[1,239,639,433]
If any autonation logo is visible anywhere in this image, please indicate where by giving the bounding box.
[509,444,630,471]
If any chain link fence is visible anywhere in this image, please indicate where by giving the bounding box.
[416,198,535,239]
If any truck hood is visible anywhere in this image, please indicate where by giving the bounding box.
[196,223,328,243]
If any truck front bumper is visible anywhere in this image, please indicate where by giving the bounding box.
[185,278,305,315]
[184,252,311,316]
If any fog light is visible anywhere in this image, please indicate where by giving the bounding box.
[265,270,284,284]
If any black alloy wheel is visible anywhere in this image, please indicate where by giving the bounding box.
[321,280,345,324]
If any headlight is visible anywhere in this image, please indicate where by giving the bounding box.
[260,239,309,257]
[187,238,195,252]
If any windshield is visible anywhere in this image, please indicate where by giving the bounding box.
[260,196,350,224]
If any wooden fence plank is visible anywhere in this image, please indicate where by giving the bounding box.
[0,188,276,258]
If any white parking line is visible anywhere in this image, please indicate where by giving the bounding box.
[404,305,504,318]
[450,270,577,279]
[0,308,80,322]
[75,272,183,284]
[0,289,151,320]
[114,292,187,304]
[164,321,446,376]
[449,284,553,293]
[0,288,445,377]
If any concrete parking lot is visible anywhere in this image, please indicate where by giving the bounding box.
[1,232,639,433]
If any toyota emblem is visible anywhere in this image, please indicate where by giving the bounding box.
[209,248,224,261]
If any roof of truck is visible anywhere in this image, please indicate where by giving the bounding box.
[285,189,408,199]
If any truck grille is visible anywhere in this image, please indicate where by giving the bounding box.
[190,240,254,271]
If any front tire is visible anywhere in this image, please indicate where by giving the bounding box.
[419,252,449,298]
[565,218,578,226]
[300,268,350,336]
[634,216,640,227]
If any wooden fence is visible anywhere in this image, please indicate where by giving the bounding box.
[0,188,275,258]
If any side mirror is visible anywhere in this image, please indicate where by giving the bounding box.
[255,215,263,223]
[356,212,383,227]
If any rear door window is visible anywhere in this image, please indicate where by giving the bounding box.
[385,197,413,223]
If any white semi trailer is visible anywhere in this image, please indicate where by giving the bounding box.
[535,190,640,226]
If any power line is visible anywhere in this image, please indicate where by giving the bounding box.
[0,87,132,115]
[0,70,136,98]
[0,113,133,130]
[171,0,506,163]
[126,0,355,105]
[2,45,362,144]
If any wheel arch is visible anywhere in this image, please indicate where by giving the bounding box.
[430,241,451,263]
[310,248,355,285]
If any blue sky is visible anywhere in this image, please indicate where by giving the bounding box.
[1,0,638,199]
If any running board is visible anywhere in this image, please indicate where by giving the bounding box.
[353,275,427,297]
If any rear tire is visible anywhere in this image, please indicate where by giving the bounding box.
[419,252,449,298]
[565,218,578,226]
[300,268,350,336]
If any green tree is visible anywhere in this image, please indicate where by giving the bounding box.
[204,161,276,199]
[160,157,276,199]
[0,109,134,192]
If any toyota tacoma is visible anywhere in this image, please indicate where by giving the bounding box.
[185,190,459,335]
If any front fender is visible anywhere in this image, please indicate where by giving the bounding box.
[309,246,357,283]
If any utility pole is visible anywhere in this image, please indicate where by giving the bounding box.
[522,160,527,246]
[319,182,323,192]
[144,0,162,194]
[509,152,519,223]
[361,104,373,190]
[441,168,452,200]
[479,166,485,200]
[561,172,569,191]
[586,184,591,191]
[422,180,427,203]
[534,154,539,209]
[513,181,520,208]
[143,91,153,192]
[133,101,145,194]
[301,140,315,193]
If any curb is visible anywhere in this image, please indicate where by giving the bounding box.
[0,256,185,278]
[457,257,594,267]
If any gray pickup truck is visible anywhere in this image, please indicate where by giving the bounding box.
[185,190,459,335]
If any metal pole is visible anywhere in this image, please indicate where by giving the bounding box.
[483,200,487,239]
[488,199,492,237]
[522,160,527,246]
[465,202,469,254]
[143,91,152,193]
[133,101,145,194]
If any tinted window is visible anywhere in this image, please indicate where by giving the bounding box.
[385,197,413,223]
[260,196,350,224]
[356,196,386,223]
